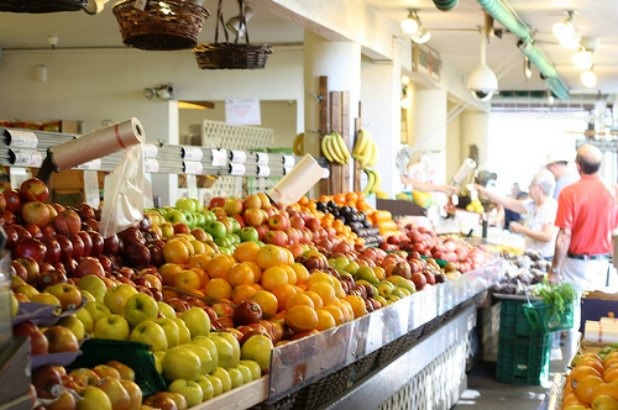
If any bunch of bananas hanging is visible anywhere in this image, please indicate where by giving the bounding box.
[321,131,351,165]
[352,129,378,168]
[292,132,304,156]
[362,168,382,196]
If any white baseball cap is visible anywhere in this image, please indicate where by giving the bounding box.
[545,151,573,166]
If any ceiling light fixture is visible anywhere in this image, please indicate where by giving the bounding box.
[572,47,593,71]
[400,9,420,35]
[523,56,532,79]
[412,26,431,44]
[144,83,175,100]
[553,11,579,49]
[580,68,597,89]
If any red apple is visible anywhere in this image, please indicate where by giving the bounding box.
[11,260,28,281]
[13,321,48,355]
[173,223,190,235]
[21,201,52,228]
[36,270,68,289]
[243,194,262,210]
[55,234,74,262]
[124,243,151,268]
[77,203,95,221]
[209,197,226,209]
[42,236,61,263]
[4,189,21,213]
[14,237,47,263]
[264,230,288,246]
[76,231,93,257]
[242,208,264,227]
[104,234,122,255]
[54,209,81,236]
[20,178,49,202]
[24,223,43,239]
[32,365,63,399]
[0,192,6,212]
[267,214,290,231]
[44,326,79,353]
[73,257,105,278]
[14,256,40,283]
[233,301,263,326]
[69,233,85,259]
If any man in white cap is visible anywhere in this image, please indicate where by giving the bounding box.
[545,152,580,200]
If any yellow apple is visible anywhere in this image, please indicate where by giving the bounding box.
[57,315,86,341]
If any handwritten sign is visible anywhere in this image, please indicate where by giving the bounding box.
[225,98,261,125]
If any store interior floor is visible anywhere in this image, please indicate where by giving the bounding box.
[453,344,567,409]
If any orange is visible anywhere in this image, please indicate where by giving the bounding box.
[233,242,260,263]
[271,283,298,311]
[285,305,319,333]
[174,269,201,291]
[174,237,195,256]
[206,254,236,281]
[256,245,287,269]
[204,278,232,301]
[261,265,290,291]
[190,240,207,255]
[159,263,184,285]
[292,263,310,284]
[231,284,259,305]
[345,295,368,318]
[285,293,315,310]
[323,304,345,325]
[228,262,256,287]
[245,261,262,283]
[562,392,584,406]
[591,381,618,402]
[309,281,336,305]
[578,358,605,375]
[188,254,212,270]
[190,267,209,288]
[604,367,618,383]
[336,299,355,322]
[308,271,334,287]
[573,375,604,404]
[571,365,602,381]
[303,290,324,309]
[345,192,359,202]
[163,240,190,264]
[279,264,297,285]
[315,309,336,331]
[281,248,295,265]
[333,193,346,205]
[250,290,278,318]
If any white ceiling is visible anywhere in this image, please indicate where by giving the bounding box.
[1,0,617,97]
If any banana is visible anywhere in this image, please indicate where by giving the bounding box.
[293,132,304,156]
[358,140,374,167]
[353,129,370,158]
[321,134,335,163]
[328,133,347,164]
[332,132,351,164]
[362,168,375,195]
[372,169,382,192]
[367,141,379,167]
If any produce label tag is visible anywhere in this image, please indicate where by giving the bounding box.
[145,158,159,173]
[211,149,227,167]
[229,163,246,176]
[182,146,203,161]
[184,161,203,175]
[76,158,101,170]
[133,0,146,10]
[143,143,159,158]
[9,148,42,167]
[83,171,100,209]
[257,165,271,177]
[6,129,38,149]
[230,150,247,163]
[283,155,295,167]
[255,152,269,165]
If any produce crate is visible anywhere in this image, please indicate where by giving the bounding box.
[496,332,552,385]
[523,301,574,333]
[499,298,543,337]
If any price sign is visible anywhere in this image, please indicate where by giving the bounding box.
[283,155,295,167]
[229,163,246,176]
[182,146,203,161]
[183,161,203,175]
[229,150,247,163]
[76,159,102,170]
[143,143,159,158]
[257,165,271,177]
[255,152,269,165]
[9,149,43,167]
[6,129,38,149]
[145,158,159,173]
[211,149,227,167]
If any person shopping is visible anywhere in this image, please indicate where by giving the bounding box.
[476,169,558,259]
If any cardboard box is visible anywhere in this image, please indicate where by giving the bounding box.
[376,198,427,217]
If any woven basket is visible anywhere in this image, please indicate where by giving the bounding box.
[113,0,210,51]
[194,0,272,69]
[0,0,86,13]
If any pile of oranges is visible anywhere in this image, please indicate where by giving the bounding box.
[563,352,618,409]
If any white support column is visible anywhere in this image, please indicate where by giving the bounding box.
[151,101,180,206]
[461,109,490,169]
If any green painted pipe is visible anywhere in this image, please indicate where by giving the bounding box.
[475,0,531,41]
[518,40,558,78]
[545,77,570,101]
[433,0,458,12]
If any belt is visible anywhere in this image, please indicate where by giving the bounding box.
[567,252,610,261]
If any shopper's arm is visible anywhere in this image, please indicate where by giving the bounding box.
[510,221,558,243]
[475,185,527,214]
[401,176,457,195]
[550,227,572,282]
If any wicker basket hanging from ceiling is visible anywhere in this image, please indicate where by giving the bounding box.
[0,0,88,13]
[194,0,272,70]
[113,0,210,51]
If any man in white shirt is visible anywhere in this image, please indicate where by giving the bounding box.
[545,153,580,200]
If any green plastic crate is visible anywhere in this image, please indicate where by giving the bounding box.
[496,333,551,385]
[523,301,574,333]
[499,299,543,337]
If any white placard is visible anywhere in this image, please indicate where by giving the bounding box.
[230,150,247,163]
[229,163,246,176]
[6,129,38,149]
[145,158,159,173]
[9,149,43,167]
[211,149,227,167]
[143,143,159,158]
[225,98,261,125]
[133,0,146,10]
[184,161,203,175]
[83,171,100,209]
[256,152,269,165]
[283,155,295,167]
[257,165,271,177]
[9,168,31,190]
[182,146,203,161]
[76,158,102,170]
[186,174,198,199]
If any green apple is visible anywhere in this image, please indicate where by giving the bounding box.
[76,386,112,410]
[201,209,216,224]
[239,227,259,242]
[86,301,111,324]
[241,334,273,373]
[80,290,96,304]
[75,307,94,333]
[206,374,223,397]
[156,318,180,348]
[192,198,203,212]
[205,220,227,239]
[183,344,214,375]
[124,293,159,326]
[239,360,262,380]
[168,379,203,407]
[211,367,232,393]
[157,301,176,319]
[153,351,165,374]
[104,284,138,314]
[162,346,202,381]
[94,314,130,340]
[235,364,253,384]
[168,209,188,225]
[78,274,107,302]
[191,336,219,370]
[195,375,215,401]
[227,367,244,388]
[173,318,191,344]
[130,320,168,352]
[175,197,197,213]
[217,332,241,367]
[58,314,86,341]
[180,307,211,338]
[208,334,236,368]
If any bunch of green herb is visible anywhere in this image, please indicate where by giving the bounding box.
[533,282,576,317]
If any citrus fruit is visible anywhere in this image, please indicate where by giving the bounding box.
[285,305,319,333]
[231,284,259,305]
[323,304,345,325]
[204,278,232,301]
[228,262,256,287]
[271,283,298,311]
[285,293,315,310]
[261,265,290,291]
[309,281,336,305]
[256,245,287,269]
[234,242,260,263]
[250,290,278,318]
[163,240,190,264]
[206,255,236,281]
[316,309,336,331]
